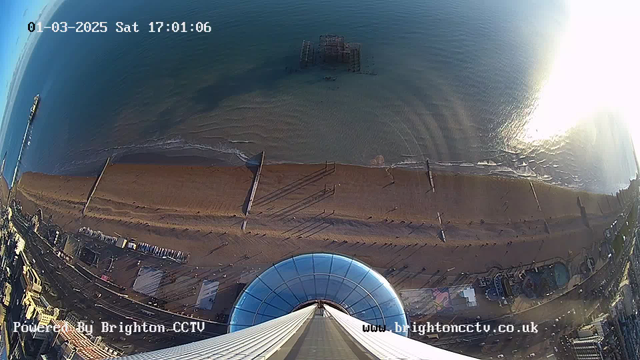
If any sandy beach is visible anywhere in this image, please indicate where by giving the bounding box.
[14,162,626,269]
[13,162,630,319]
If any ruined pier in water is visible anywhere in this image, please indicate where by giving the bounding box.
[299,40,315,68]
[299,35,361,72]
[83,157,110,215]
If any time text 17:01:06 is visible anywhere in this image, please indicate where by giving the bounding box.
[28,22,212,33]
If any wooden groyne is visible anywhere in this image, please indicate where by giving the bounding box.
[426,160,435,193]
[529,181,541,212]
[83,157,110,215]
[577,196,591,229]
[245,152,265,216]
[530,181,551,234]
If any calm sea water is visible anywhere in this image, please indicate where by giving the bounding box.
[1,0,637,194]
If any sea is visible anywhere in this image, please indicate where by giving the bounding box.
[1,0,637,194]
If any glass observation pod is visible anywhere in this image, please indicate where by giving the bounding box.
[229,252,409,336]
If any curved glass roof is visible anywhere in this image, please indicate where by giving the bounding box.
[229,253,408,336]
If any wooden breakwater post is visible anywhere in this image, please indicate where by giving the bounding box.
[529,181,551,234]
[577,196,591,229]
[245,151,265,217]
[529,181,541,212]
[426,160,435,193]
[83,157,110,215]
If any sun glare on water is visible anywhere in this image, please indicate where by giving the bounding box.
[520,0,639,145]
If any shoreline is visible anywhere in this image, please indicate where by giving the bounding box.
[45,149,631,195]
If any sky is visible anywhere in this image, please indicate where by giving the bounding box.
[0,0,40,125]
[0,0,60,146]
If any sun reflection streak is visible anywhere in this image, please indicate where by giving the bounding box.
[519,0,639,145]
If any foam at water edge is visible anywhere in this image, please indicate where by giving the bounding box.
[53,137,250,174]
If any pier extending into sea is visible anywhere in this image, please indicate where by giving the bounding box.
[9,96,40,200]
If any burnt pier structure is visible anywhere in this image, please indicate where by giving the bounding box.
[299,34,361,72]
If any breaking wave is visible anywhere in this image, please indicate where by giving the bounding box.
[386,157,559,185]
[54,137,250,174]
